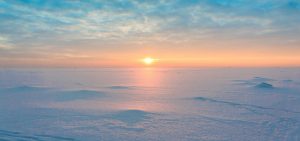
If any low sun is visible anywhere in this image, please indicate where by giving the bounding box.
[143,57,154,65]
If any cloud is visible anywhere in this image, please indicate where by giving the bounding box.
[0,0,299,66]
[1,0,299,41]
[0,36,14,49]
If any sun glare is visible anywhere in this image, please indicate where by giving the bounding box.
[143,57,154,65]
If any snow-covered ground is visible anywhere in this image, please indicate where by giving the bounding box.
[0,68,300,141]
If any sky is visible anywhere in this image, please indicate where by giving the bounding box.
[0,0,300,67]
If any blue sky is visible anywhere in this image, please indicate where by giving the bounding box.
[0,0,300,67]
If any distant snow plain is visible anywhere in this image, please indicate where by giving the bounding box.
[0,68,299,141]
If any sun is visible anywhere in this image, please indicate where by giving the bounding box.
[143,57,154,65]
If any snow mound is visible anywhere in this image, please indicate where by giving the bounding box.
[109,110,152,124]
[108,86,132,90]
[233,77,275,86]
[255,82,274,89]
[0,129,75,141]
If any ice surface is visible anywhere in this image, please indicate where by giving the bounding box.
[0,68,300,141]
[54,90,105,101]
[108,110,152,124]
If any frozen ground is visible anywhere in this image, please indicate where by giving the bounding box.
[0,68,300,141]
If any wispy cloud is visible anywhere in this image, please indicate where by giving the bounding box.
[0,36,14,49]
[0,0,299,67]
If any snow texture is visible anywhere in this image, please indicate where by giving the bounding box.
[0,68,300,141]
